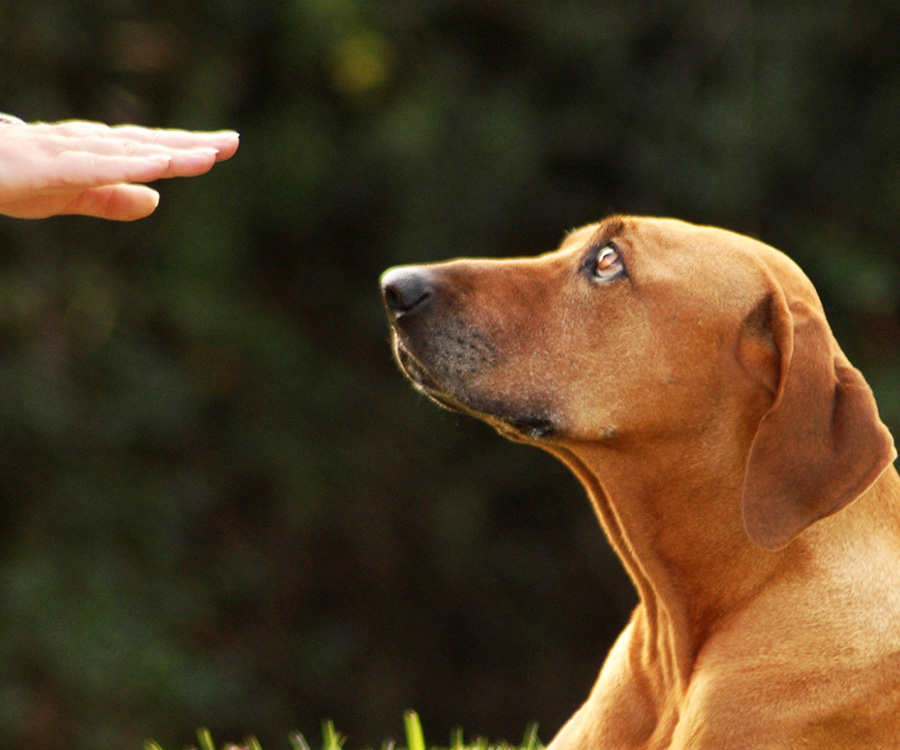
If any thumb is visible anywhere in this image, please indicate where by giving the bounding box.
[61,184,162,221]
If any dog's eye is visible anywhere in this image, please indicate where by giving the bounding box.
[592,245,624,280]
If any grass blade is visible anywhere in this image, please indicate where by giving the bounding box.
[521,723,541,750]
[322,719,345,750]
[197,728,216,750]
[403,711,426,750]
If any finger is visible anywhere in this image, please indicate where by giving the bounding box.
[0,184,161,220]
[149,147,222,178]
[49,147,225,189]
[79,148,220,181]
[61,131,239,162]
[109,124,240,155]
[46,141,232,184]
[47,150,175,190]
[210,132,240,161]
[59,184,162,221]
[40,120,240,159]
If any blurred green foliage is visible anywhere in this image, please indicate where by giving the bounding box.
[1,1,899,749]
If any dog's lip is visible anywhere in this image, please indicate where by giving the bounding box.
[393,340,558,441]
[394,343,476,413]
[393,342,443,394]
[493,416,557,442]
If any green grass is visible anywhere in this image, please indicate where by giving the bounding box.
[144,711,543,750]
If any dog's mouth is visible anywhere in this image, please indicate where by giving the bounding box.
[393,343,459,409]
[392,337,558,442]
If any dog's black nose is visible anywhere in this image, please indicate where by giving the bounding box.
[381,266,433,316]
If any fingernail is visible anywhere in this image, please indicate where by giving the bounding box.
[191,147,220,157]
[147,154,173,164]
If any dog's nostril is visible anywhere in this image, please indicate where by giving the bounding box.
[381,267,433,315]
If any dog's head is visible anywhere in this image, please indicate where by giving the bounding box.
[381,216,895,549]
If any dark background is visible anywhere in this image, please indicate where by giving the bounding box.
[1,2,899,749]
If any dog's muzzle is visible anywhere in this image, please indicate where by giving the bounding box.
[380,265,557,441]
[380,264,484,393]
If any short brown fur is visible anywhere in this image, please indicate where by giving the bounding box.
[381,216,900,749]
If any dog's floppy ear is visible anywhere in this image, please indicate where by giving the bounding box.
[740,284,896,550]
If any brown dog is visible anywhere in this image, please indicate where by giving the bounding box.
[380,216,900,749]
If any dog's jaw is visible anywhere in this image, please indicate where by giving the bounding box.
[390,333,558,442]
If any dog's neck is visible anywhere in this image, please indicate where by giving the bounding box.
[552,432,899,698]
[550,435,790,689]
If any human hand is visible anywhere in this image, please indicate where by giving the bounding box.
[0,118,240,221]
